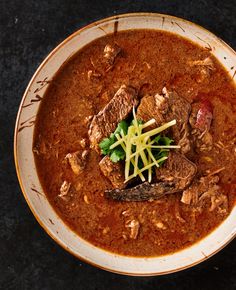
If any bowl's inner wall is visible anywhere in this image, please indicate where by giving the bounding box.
[15,13,236,275]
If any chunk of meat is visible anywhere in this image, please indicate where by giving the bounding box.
[177,124,191,154]
[99,156,125,189]
[199,184,228,213]
[65,150,88,175]
[181,186,199,205]
[125,219,140,239]
[105,181,180,201]
[136,93,168,128]
[104,43,121,65]
[88,85,138,151]
[166,90,191,154]
[190,101,213,152]
[181,175,228,214]
[59,181,71,200]
[166,91,191,126]
[197,132,213,152]
[156,152,197,190]
[79,138,88,149]
[189,57,215,71]
[188,57,215,84]
[137,88,191,154]
[181,175,219,205]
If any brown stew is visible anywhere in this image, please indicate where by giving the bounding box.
[33,30,236,257]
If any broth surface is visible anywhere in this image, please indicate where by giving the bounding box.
[34,30,236,256]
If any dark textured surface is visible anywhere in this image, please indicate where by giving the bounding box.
[1,0,236,289]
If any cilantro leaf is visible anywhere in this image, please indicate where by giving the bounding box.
[99,138,111,154]
[159,136,174,146]
[110,147,125,162]
[99,117,173,174]
[154,135,173,146]
[99,133,116,155]
[114,120,128,136]
[99,121,128,156]
[154,135,161,143]
[152,135,173,165]
[153,148,169,166]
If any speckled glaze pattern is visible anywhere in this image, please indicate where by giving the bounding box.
[1,0,236,289]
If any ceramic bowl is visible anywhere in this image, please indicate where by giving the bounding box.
[14,13,236,276]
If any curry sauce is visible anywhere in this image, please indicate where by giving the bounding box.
[33,30,236,256]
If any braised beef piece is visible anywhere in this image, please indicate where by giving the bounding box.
[156,152,197,190]
[88,85,138,151]
[166,90,191,154]
[189,100,213,152]
[103,44,121,66]
[99,156,125,189]
[59,180,71,200]
[65,150,89,175]
[181,175,219,205]
[105,151,197,201]
[136,93,168,129]
[105,181,180,201]
[188,57,215,84]
[181,175,228,214]
[137,88,191,154]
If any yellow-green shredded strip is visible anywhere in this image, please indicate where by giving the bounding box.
[116,133,146,182]
[125,156,168,183]
[110,108,178,183]
[131,119,176,143]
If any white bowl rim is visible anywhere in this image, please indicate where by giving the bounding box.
[14,12,236,276]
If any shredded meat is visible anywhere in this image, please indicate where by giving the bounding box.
[181,187,199,205]
[181,175,219,205]
[126,219,140,239]
[189,57,215,70]
[65,150,88,175]
[199,185,228,213]
[104,43,121,65]
[59,181,71,200]
[197,132,213,152]
[181,175,228,214]
[189,57,215,84]
[88,70,102,81]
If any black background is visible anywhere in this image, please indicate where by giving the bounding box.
[1,0,236,289]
